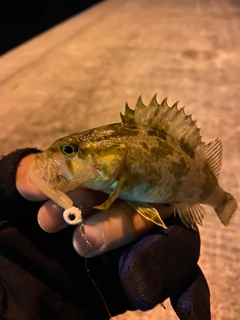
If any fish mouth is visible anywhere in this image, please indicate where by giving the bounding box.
[35,152,70,190]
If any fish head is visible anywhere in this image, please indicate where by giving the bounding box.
[35,135,97,192]
[35,129,127,193]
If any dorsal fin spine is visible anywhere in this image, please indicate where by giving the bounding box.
[122,95,203,150]
[121,102,134,124]
[149,93,158,107]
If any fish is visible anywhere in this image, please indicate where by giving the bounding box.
[31,95,238,229]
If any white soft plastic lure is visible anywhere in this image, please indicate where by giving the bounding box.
[29,162,83,226]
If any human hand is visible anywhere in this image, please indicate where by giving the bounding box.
[16,154,173,257]
[17,154,211,319]
[118,216,211,319]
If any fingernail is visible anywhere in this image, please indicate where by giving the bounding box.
[73,224,105,257]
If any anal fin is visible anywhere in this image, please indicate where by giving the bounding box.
[176,203,205,230]
[127,201,167,229]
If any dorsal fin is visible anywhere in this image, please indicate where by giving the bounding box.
[120,94,203,150]
[199,138,222,179]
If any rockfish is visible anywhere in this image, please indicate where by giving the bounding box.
[30,95,238,229]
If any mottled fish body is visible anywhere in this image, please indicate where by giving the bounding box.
[34,96,238,229]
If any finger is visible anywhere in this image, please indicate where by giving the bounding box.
[73,200,173,258]
[16,154,48,201]
[37,201,66,232]
[37,189,108,232]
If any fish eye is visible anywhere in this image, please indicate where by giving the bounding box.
[61,143,78,156]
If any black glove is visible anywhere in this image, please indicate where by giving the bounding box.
[0,149,210,319]
[118,215,211,320]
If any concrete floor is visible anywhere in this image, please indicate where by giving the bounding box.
[0,0,240,319]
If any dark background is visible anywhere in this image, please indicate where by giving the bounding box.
[0,0,102,55]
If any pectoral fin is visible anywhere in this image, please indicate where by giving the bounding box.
[94,175,127,211]
[176,203,205,229]
[94,187,120,210]
[127,201,167,229]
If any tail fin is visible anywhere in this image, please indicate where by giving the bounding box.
[215,192,238,226]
